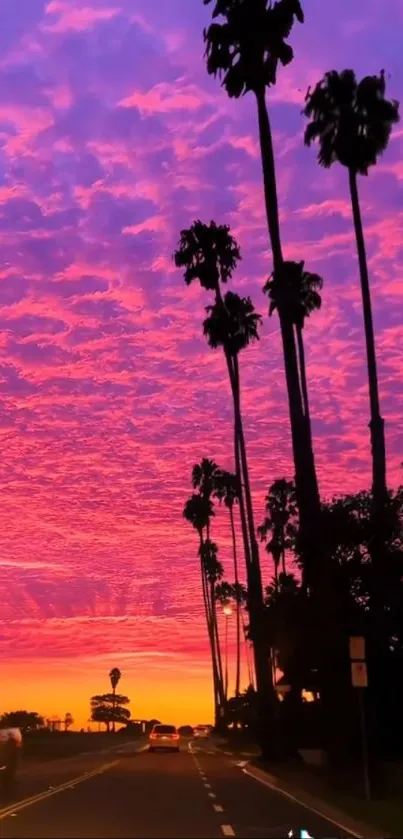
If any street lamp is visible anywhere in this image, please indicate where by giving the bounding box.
[223,604,232,700]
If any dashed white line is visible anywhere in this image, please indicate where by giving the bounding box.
[204,783,211,789]
[208,791,216,799]
[221,826,235,837]
[214,804,224,813]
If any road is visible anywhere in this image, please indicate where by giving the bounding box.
[0,740,358,838]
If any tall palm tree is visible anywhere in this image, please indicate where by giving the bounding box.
[214,470,242,696]
[204,290,281,753]
[192,458,221,537]
[183,493,225,724]
[109,668,121,733]
[303,69,399,502]
[258,478,298,587]
[175,220,280,755]
[174,222,252,593]
[200,538,225,700]
[202,0,324,593]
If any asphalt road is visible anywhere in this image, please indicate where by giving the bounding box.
[0,740,357,838]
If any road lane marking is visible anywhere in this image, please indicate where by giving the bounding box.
[208,792,216,798]
[204,782,211,789]
[242,767,361,839]
[221,826,235,837]
[0,761,119,821]
[214,804,224,813]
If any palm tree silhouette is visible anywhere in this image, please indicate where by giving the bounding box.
[203,0,324,598]
[204,290,280,750]
[200,537,225,702]
[303,69,399,501]
[258,478,298,588]
[109,668,121,733]
[214,471,242,696]
[175,222,279,755]
[183,493,225,724]
[192,458,221,534]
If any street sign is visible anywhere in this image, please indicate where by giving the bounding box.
[349,636,366,661]
[351,661,368,688]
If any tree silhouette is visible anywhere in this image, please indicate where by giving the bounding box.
[304,71,400,718]
[264,261,323,427]
[200,537,225,701]
[203,1,325,645]
[175,219,278,755]
[63,712,74,732]
[214,470,242,696]
[109,668,121,733]
[0,711,44,732]
[258,478,298,587]
[303,68,399,502]
[203,288,280,748]
[183,492,225,723]
[90,694,130,732]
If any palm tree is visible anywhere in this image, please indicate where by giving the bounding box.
[174,219,240,296]
[258,478,298,587]
[303,69,399,501]
[264,261,323,440]
[109,668,121,732]
[192,458,221,537]
[183,493,225,723]
[214,470,242,696]
[200,538,225,701]
[175,219,280,755]
[203,0,324,596]
[203,290,281,753]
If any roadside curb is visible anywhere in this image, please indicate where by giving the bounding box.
[243,762,388,839]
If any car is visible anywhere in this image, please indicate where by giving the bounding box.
[0,728,22,792]
[149,724,180,752]
[193,725,210,739]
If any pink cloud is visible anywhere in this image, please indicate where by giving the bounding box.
[119,82,209,114]
[43,2,120,33]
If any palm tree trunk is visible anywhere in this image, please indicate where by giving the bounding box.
[296,323,311,427]
[281,549,286,576]
[256,88,283,268]
[256,86,351,763]
[112,686,116,733]
[225,348,278,752]
[229,504,241,697]
[255,87,322,585]
[199,533,224,724]
[211,580,225,696]
[348,168,387,499]
[231,355,281,758]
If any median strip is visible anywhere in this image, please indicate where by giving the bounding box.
[0,760,119,821]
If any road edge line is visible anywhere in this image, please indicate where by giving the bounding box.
[242,763,385,839]
[0,760,119,821]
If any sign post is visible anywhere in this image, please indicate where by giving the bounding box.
[349,636,370,801]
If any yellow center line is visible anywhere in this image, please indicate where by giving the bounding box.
[0,760,119,821]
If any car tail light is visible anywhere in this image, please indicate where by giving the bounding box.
[172,733,179,740]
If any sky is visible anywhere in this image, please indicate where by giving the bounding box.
[0,0,402,728]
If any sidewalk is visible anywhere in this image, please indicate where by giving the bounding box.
[247,758,403,839]
[214,737,403,838]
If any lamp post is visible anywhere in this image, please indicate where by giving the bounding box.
[223,604,232,701]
